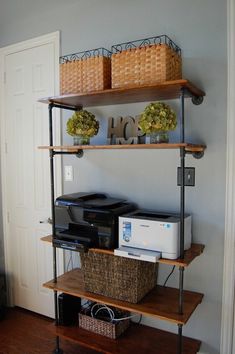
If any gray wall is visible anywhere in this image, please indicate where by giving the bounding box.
[0,1,227,353]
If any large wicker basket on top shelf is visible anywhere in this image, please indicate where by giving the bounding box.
[60,48,111,94]
[111,35,182,89]
[81,249,158,304]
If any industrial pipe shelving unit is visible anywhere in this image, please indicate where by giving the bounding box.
[39,79,206,354]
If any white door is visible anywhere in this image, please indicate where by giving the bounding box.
[2,33,62,317]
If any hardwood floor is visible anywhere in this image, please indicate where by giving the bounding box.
[0,307,97,354]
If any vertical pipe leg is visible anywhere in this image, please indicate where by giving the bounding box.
[180,88,185,143]
[54,290,59,325]
[179,266,184,314]
[180,147,185,258]
[178,266,184,354]
[48,104,57,283]
[177,324,183,354]
[178,89,186,354]
[48,104,63,354]
[53,336,63,354]
[179,88,185,258]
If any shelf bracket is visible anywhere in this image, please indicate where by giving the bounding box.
[186,150,205,159]
[191,95,204,105]
[52,150,84,157]
[49,102,83,111]
[76,149,84,158]
[182,88,204,106]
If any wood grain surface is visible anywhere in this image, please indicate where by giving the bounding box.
[50,322,201,354]
[40,236,205,267]
[0,307,96,354]
[38,79,205,108]
[43,268,203,325]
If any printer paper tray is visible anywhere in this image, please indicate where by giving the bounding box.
[114,246,161,263]
[57,230,92,243]
[53,238,86,252]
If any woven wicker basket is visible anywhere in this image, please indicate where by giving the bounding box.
[81,250,158,303]
[79,305,130,339]
[60,49,111,94]
[111,42,182,89]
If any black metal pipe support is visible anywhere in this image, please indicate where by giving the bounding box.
[179,88,185,259]
[180,88,185,144]
[49,103,63,354]
[178,89,186,354]
[177,324,183,354]
[49,104,57,283]
[53,334,63,354]
[179,266,184,314]
[51,102,82,111]
[53,151,83,156]
[179,147,185,259]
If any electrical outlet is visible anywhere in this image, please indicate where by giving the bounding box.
[64,165,73,182]
[177,167,195,186]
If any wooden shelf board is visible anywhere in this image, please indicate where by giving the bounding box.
[38,143,206,153]
[41,236,205,268]
[43,268,203,325]
[158,243,205,267]
[38,79,205,108]
[90,244,205,267]
[40,235,52,243]
[49,322,201,354]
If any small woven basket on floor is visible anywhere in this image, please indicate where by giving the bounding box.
[60,48,111,94]
[111,35,182,89]
[81,250,158,303]
[79,305,130,339]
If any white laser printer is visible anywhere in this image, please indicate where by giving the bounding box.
[114,210,192,262]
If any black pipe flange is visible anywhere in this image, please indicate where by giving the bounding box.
[192,96,204,105]
[76,149,84,158]
[192,151,204,159]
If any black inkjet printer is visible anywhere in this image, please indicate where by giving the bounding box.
[54,192,135,251]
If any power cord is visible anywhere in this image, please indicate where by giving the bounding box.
[163,266,175,287]
[90,303,141,323]
[66,252,73,272]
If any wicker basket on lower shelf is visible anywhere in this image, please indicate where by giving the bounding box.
[79,304,130,339]
[81,250,158,303]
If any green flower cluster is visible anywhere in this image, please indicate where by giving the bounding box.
[66,110,99,138]
[138,102,177,134]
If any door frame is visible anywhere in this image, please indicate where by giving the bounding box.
[0,31,62,306]
[221,0,235,353]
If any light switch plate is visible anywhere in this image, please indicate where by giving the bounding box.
[177,167,195,187]
[64,165,73,181]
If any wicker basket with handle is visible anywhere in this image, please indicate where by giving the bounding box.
[111,35,182,89]
[60,48,111,95]
[79,304,130,339]
[81,249,158,303]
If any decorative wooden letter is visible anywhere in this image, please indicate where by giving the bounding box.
[107,116,146,145]
[107,117,122,144]
[117,116,138,144]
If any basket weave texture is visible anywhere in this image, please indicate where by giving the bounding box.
[81,250,158,303]
[60,56,111,94]
[111,43,182,89]
[79,308,130,339]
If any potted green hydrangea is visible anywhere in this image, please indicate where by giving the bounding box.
[66,110,99,145]
[138,102,177,143]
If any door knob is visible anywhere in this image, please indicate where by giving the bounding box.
[39,217,53,224]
